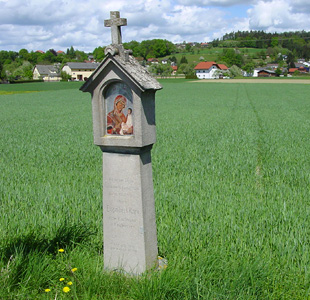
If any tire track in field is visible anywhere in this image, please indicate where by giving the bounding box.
[243,85,265,193]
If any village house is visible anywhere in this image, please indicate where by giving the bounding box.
[171,66,178,75]
[147,58,159,64]
[62,62,100,81]
[257,69,276,77]
[33,65,61,81]
[288,65,309,75]
[194,61,229,79]
[266,63,279,70]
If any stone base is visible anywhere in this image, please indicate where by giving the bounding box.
[102,150,158,275]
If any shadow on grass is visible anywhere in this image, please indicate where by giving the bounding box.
[0,223,97,291]
[1,223,97,260]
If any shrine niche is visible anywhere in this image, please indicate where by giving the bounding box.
[105,82,133,136]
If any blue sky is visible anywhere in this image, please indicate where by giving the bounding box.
[0,0,310,52]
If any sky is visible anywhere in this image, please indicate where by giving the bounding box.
[1,0,310,53]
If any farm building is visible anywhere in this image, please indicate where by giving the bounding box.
[194,61,229,79]
[33,65,61,81]
[253,68,276,77]
[257,69,276,77]
[62,62,100,81]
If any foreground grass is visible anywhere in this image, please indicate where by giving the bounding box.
[1,80,310,299]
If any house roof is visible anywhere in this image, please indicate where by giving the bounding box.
[34,65,60,76]
[194,61,228,70]
[65,62,100,70]
[257,69,275,74]
[289,68,298,72]
[171,66,178,70]
[295,63,306,68]
[194,61,216,70]
[80,53,162,93]
[217,64,229,70]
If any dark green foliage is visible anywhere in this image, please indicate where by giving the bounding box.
[124,39,176,59]
[218,48,243,67]
[93,46,106,61]
[180,55,188,64]
[212,30,310,59]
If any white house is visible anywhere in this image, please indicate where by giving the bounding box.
[62,62,100,81]
[33,65,61,81]
[194,61,229,79]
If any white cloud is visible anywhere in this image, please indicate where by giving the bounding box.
[248,0,310,32]
[176,0,255,6]
[0,0,310,52]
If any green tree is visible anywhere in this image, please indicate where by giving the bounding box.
[185,43,192,52]
[219,49,243,67]
[271,37,279,48]
[12,61,33,80]
[19,49,29,60]
[75,50,87,62]
[286,52,295,68]
[180,56,188,64]
[0,61,3,79]
[139,40,153,59]
[61,71,71,81]
[275,67,282,77]
[243,62,255,75]
[123,41,140,57]
[67,46,76,59]
[93,47,105,61]
[229,65,243,77]
[169,56,177,64]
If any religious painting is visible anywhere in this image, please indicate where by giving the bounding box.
[105,82,133,136]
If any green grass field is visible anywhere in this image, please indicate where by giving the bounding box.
[1,80,310,299]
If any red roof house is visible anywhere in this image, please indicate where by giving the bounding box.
[194,62,229,79]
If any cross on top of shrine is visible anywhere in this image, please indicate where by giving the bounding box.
[104,11,127,45]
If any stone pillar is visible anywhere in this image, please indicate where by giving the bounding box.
[102,150,158,274]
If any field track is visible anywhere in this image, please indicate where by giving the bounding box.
[192,78,310,84]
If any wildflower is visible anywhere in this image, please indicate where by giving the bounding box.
[59,278,65,281]
[58,249,65,253]
[67,281,73,285]
[63,286,70,293]
[45,289,51,292]
[71,268,78,272]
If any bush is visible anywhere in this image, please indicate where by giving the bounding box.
[185,73,198,79]
[10,79,44,84]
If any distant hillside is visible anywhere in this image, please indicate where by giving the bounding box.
[211,30,310,59]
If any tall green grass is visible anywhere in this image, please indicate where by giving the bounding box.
[1,81,310,299]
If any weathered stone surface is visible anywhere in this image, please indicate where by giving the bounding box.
[104,11,127,45]
[81,53,162,93]
[102,151,158,274]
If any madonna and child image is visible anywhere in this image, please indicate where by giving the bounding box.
[107,94,133,135]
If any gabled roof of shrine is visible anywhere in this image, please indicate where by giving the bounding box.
[80,53,162,93]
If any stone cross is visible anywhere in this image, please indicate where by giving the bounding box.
[104,11,127,45]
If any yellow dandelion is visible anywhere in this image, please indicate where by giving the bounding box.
[63,286,70,293]
[45,288,51,292]
[59,277,65,281]
[67,281,73,285]
[58,249,65,253]
[71,268,78,272]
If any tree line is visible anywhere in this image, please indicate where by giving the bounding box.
[0,39,177,81]
[211,30,310,60]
